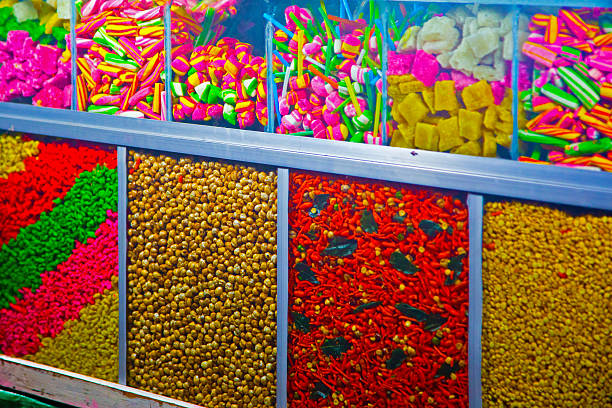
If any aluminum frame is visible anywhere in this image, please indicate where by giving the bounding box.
[0,104,610,211]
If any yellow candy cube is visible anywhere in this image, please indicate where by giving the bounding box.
[414,123,439,151]
[458,109,483,141]
[391,101,405,124]
[422,88,435,113]
[452,141,482,156]
[495,133,512,148]
[399,81,427,94]
[399,93,429,126]
[397,123,416,147]
[495,119,513,135]
[461,80,494,110]
[434,81,459,112]
[391,125,415,149]
[483,130,497,157]
[483,105,498,130]
[438,117,463,151]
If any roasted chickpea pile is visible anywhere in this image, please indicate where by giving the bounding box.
[127,151,278,407]
[482,201,612,408]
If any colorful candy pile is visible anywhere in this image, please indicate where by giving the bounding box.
[387,5,520,157]
[0,0,71,108]
[75,0,168,118]
[168,1,268,128]
[0,133,118,381]
[289,173,469,407]
[270,4,385,144]
[518,8,612,171]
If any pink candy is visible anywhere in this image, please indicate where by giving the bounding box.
[0,211,118,357]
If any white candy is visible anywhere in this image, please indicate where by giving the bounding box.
[417,17,459,55]
[477,8,503,28]
[57,0,71,20]
[465,27,499,59]
[13,0,38,23]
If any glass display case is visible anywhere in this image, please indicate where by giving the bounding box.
[127,150,278,406]
[517,6,612,171]
[288,171,469,407]
[0,0,71,108]
[0,2,611,408]
[0,131,118,381]
[386,2,515,158]
[75,0,166,118]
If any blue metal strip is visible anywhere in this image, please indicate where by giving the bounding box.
[164,2,173,122]
[117,146,128,385]
[276,168,289,408]
[510,6,520,160]
[70,0,77,111]
[467,194,484,408]
[381,3,389,146]
[266,21,275,134]
[0,103,611,211]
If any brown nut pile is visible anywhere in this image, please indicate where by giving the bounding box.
[127,151,278,407]
[482,201,612,408]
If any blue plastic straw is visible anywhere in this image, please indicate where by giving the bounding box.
[263,13,294,38]
[341,0,353,20]
[274,50,290,67]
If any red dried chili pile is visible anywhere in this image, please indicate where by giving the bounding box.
[288,172,469,408]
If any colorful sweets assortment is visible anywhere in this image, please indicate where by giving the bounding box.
[75,0,168,118]
[270,4,385,143]
[168,1,269,129]
[288,173,469,407]
[387,4,516,157]
[482,201,612,407]
[0,133,119,381]
[0,0,71,108]
[519,8,612,171]
[127,152,277,406]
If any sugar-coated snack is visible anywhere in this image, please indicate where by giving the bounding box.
[388,4,521,157]
[270,4,384,143]
[519,8,612,171]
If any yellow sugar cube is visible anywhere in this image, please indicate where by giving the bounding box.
[461,80,494,110]
[483,106,497,130]
[495,119,513,135]
[397,123,416,147]
[483,130,497,157]
[391,101,406,124]
[399,93,429,126]
[495,132,512,148]
[391,124,415,149]
[434,81,459,112]
[497,107,512,123]
[452,141,482,156]
[422,88,435,113]
[438,117,463,151]
[414,123,439,151]
[399,81,427,94]
[458,109,483,141]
